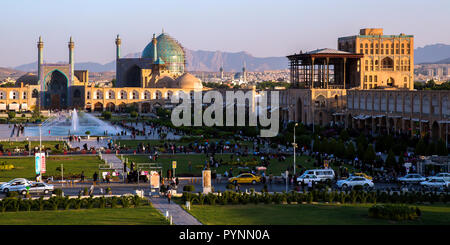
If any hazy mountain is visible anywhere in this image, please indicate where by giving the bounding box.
[14,49,288,73]
[434,57,450,64]
[415,43,450,64]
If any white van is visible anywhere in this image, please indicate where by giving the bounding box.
[303,169,335,181]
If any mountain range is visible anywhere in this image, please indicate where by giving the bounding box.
[13,49,288,73]
[10,43,450,73]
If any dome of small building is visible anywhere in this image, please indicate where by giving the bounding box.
[15,73,38,86]
[176,73,203,90]
[155,76,176,88]
[142,32,185,74]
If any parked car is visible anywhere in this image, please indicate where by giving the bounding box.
[0,178,32,193]
[17,182,54,195]
[427,173,450,182]
[397,174,426,184]
[351,172,373,180]
[303,169,335,181]
[296,174,321,184]
[229,173,261,185]
[420,178,449,189]
[337,176,374,189]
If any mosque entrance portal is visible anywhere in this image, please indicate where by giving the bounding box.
[44,70,68,109]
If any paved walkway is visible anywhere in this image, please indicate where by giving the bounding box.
[150,197,203,225]
[67,139,109,149]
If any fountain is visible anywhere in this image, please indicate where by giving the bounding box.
[24,110,124,137]
[71,108,79,132]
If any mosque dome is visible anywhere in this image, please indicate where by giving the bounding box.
[15,73,38,86]
[176,73,203,90]
[155,76,176,88]
[142,32,185,74]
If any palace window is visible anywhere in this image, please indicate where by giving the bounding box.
[87,92,90,99]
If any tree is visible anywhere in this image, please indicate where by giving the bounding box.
[345,143,356,159]
[363,144,376,163]
[415,139,426,156]
[101,111,112,120]
[385,150,397,167]
[435,139,448,156]
[111,78,116,87]
[7,111,15,119]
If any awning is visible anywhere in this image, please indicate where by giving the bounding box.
[332,112,345,116]
[411,118,420,122]
[421,120,429,123]
[437,120,450,124]
[21,103,27,110]
[9,104,19,111]
[373,115,385,118]
[388,115,402,118]
[0,104,6,110]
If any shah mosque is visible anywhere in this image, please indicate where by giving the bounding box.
[8,31,204,113]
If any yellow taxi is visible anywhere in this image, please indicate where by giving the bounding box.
[228,173,261,184]
[352,172,373,180]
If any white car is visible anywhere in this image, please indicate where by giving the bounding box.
[337,176,374,189]
[420,178,449,189]
[17,182,54,195]
[0,178,32,193]
[303,169,335,181]
[296,174,321,184]
[427,173,450,182]
[397,174,426,184]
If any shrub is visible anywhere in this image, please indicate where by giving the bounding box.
[53,188,63,197]
[7,111,15,119]
[368,204,420,221]
[132,195,141,207]
[6,191,19,198]
[120,196,130,208]
[183,185,195,192]
[130,111,138,118]
[101,111,112,120]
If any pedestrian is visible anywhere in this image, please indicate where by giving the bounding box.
[167,191,172,204]
[81,171,85,182]
[93,172,98,184]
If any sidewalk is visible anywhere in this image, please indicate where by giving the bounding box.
[150,197,202,225]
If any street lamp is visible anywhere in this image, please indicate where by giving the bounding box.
[39,123,42,182]
[293,123,298,175]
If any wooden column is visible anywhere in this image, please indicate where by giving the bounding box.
[326,58,330,89]
[343,57,347,89]
[311,58,315,89]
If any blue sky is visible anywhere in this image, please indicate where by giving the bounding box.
[0,0,449,67]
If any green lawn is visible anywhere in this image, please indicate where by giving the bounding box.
[116,138,255,148]
[0,156,104,181]
[0,206,168,225]
[126,154,313,177]
[187,203,450,225]
[0,141,65,151]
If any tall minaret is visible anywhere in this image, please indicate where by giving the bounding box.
[242,61,247,83]
[37,36,44,84]
[152,33,158,62]
[68,36,74,85]
[37,36,44,111]
[115,34,121,60]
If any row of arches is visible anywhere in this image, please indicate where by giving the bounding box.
[85,101,162,113]
[85,90,178,100]
[348,93,449,116]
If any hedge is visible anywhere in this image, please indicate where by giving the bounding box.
[368,204,421,221]
[0,195,144,213]
[181,190,450,206]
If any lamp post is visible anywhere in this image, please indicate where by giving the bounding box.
[293,123,298,175]
[39,123,42,182]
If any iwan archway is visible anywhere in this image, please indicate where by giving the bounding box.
[43,69,69,109]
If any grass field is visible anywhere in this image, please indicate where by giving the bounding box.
[116,138,255,148]
[186,203,450,225]
[126,154,314,177]
[0,141,64,151]
[0,206,168,225]
[0,156,104,181]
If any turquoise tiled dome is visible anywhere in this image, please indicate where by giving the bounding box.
[142,33,185,74]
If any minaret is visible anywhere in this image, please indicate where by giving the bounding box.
[152,33,158,62]
[242,61,247,83]
[68,36,74,85]
[37,36,44,111]
[115,34,121,60]
[37,36,44,84]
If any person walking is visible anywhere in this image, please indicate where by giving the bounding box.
[167,191,172,204]
[93,172,98,184]
[81,171,85,183]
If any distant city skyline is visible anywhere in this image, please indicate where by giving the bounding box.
[1,0,449,67]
